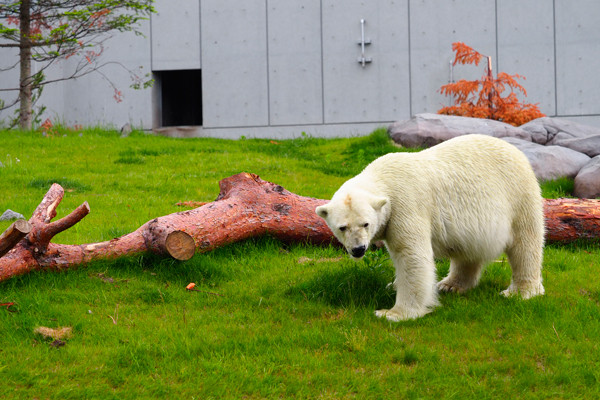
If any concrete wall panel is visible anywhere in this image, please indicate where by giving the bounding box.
[201,0,269,127]
[409,0,496,114]
[0,46,24,122]
[45,24,153,128]
[497,0,555,116]
[322,0,410,123]
[268,1,323,125]
[151,0,201,71]
[555,0,600,115]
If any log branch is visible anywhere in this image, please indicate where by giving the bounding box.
[44,202,90,240]
[31,183,63,223]
[0,172,598,284]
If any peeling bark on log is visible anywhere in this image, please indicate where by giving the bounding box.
[0,172,598,284]
[544,198,600,244]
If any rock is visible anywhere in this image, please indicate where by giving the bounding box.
[502,137,591,181]
[0,209,25,221]
[388,113,531,148]
[549,134,600,158]
[521,117,600,156]
[574,156,600,198]
[519,118,551,144]
[388,114,600,196]
[120,123,132,138]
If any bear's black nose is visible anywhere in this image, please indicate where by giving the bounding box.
[351,245,367,258]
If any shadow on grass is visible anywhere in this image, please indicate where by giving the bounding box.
[77,252,231,291]
[288,252,508,312]
[287,252,396,309]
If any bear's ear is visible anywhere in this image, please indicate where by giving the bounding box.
[315,205,329,219]
[369,196,388,211]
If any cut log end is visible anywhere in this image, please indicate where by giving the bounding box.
[165,230,196,261]
[0,219,33,258]
[13,219,32,235]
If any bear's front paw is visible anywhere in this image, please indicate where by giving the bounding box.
[375,307,427,322]
[375,309,405,322]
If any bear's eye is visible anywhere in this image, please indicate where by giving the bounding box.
[363,223,369,228]
[339,226,347,232]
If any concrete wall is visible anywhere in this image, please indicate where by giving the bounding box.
[1,0,599,137]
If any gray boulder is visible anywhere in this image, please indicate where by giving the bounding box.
[549,134,600,158]
[0,209,25,221]
[574,156,600,198]
[120,122,132,138]
[518,118,551,145]
[502,137,591,181]
[388,113,531,148]
[521,117,600,156]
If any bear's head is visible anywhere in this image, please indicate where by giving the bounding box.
[316,191,389,259]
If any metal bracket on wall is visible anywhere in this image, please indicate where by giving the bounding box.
[357,19,372,67]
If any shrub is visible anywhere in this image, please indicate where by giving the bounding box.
[438,42,545,126]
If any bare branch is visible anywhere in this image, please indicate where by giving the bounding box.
[0,59,20,72]
[0,96,19,111]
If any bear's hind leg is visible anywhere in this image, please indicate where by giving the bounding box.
[503,239,544,299]
[437,259,483,294]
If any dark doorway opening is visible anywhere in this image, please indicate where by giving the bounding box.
[156,69,202,126]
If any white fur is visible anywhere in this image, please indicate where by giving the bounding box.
[316,134,545,322]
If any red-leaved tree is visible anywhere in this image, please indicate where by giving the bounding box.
[438,42,545,126]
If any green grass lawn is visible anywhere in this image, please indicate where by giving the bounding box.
[0,128,598,399]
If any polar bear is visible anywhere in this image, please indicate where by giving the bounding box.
[316,134,545,321]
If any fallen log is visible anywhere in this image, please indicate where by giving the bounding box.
[0,173,331,283]
[544,198,600,244]
[0,172,598,283]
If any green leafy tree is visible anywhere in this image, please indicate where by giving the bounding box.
[0,0,155,130]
